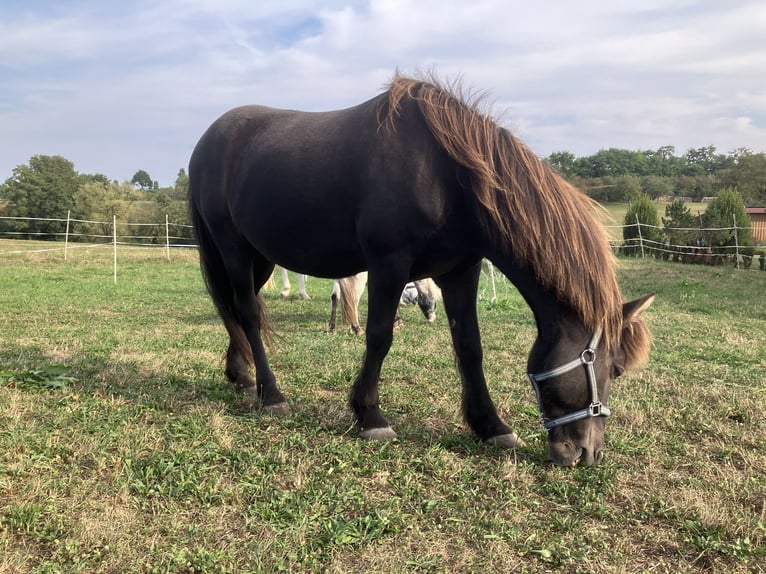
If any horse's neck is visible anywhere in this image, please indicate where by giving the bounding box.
[488,254,580,342]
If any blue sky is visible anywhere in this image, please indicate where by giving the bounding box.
[1,0,765,186]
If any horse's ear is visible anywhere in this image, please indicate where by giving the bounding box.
[619,293,655,372]
[623,293,655,324]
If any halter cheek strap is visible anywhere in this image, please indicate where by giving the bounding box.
[527,329,611,430]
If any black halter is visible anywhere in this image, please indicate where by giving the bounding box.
[527,329,610,430]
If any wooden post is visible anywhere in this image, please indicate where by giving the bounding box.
[64,210,70,261]
[636,214,645,258]
[487,260,497,302]
[733,214,740,269]
[165,214,171,261]
[113,215,117,284]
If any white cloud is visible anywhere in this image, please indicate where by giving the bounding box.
[0,0,765,185]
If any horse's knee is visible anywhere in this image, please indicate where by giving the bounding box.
[365,324,394,354]
[454,337,483,366]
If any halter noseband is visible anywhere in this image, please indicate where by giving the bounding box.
[527,329,610,430]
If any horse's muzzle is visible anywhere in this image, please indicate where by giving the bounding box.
[546,441,604,467]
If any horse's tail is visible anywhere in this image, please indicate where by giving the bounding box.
[338,276,359,327]
[417,278,442,302]
[189,200,257,364]
[414,278,441,323]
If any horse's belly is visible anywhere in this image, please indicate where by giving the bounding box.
[238,206,367,279]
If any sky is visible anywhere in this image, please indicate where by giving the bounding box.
[1,0,765,187]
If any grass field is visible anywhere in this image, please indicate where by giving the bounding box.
[1,244,765,573]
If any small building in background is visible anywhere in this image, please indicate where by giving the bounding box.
[746,207,766,243]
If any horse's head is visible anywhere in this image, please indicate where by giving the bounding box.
[527,293,655,466]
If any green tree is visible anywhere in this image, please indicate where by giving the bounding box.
[131,169,153,190]
[717,152,766,206]
[622,193,661,257]
[702,188,752,264]
[612,175,642,202]
[80,172,111,187]
[0,155,79,239]
[172,168,189,200]
[681,145,730,176]
[645,146,680,177]
[72,180,129,240]
[661,200,698,261]
[576,148,650,178]
[675,175,714,201]
[547,151,577,178]
[640,175,675,199]
[154,190,193,241]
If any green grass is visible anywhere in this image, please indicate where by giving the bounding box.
[1,245,765,573]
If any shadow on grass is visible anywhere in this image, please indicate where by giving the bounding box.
[1,339,550,466]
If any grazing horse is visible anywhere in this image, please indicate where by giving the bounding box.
[328,273,441,334]
[188,73,654,466]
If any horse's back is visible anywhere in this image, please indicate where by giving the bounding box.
[188,90,468,278]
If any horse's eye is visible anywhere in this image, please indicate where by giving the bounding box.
[611,364,625,379]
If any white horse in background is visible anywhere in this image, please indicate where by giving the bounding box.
[278,267,310,300]
[328,272,442,334]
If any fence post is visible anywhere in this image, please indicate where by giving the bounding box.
[635,214,645,258]
[113,215,118,284]
[165,214,171,262]
[733,214,740,269]
[64,210,71,261]
[486,260,497,302]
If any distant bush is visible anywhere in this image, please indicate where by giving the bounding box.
[622,194,662,257]
[702,188,752,265]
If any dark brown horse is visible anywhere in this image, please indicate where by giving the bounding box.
[188,74,654,466]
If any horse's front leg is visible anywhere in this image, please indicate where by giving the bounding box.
[349,269,405,440]
[436,261,525,448]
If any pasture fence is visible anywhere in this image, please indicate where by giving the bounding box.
[0,213,196,283]
[1,214,764,289]
[607,214,764,270]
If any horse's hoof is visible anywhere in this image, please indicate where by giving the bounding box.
[487,433,526,449]
[360,427,397,441]
[300,293,311,300]
[263,402,291,416]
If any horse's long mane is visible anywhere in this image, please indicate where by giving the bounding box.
[385,73,629,349]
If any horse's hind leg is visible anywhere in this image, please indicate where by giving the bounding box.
[297,274,310,300]
[436,262,524,448]
[223,254,289,415]
[328,280,340,333]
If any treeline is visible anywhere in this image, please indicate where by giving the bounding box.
[547,145,766,205]
[0,155,192,241]
[1,145,764,241]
